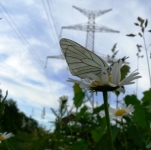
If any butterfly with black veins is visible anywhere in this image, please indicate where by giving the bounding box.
[60,38,142,93]
[60,38,109,79]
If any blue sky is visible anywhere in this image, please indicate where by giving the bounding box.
[0,0,151,129]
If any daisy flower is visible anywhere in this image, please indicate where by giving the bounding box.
[67,59,141,93]
[0,132,14,143]
[59,95,68,103]
[104,104,134,120]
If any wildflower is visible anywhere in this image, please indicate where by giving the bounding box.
[0,132,14,143]
[59,95,68,103]
[101,104,134,120]
[67,59,141,93]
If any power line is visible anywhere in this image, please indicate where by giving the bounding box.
[42,0,59,44]
[47,0,59,38]
[0,2,44,70]
[42,0,68,81]
[0,2,60,89]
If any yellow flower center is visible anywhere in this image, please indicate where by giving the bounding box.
[91,76,112,87]
[115,109,127,116]
[91,80,102,86]
[0,135,4,140]
[108,76,112,83]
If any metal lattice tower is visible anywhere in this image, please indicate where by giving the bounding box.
[61,5,119,52]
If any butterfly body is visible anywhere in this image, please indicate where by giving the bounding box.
[60,38,109,78]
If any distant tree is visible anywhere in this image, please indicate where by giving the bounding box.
[0,99,38,134]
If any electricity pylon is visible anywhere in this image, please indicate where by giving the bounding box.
[61,5,119,52]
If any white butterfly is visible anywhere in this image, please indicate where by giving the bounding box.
[59,38,109,79]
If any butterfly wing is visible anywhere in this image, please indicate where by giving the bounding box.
[60,38,109,78]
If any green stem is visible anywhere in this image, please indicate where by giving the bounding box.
[142,33,151,88]
[103,91,114,150]
[136,56,139,97]
[122,118,127,150]
[66,108,73,136]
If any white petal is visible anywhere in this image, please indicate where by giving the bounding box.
[111,60,122,84]
[123,82,135,85]
[83,78,91,84]
[111,63,118,84]
[109,107,116,113]
[108,82,117,87]
[120,72,141,86]
[116,67,121,84]
[3,132,7,136]
[116,87,125,94]
[80,83,90,88]
[122,104,127,110]
[67,78,81,84]
[125,75,141,83]
[116,60,122,83]
[101,68,108,84]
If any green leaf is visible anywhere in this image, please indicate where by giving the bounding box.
[126,34,136,37]
[115,64,130,97]
[142,27,144,33]
[71,141,88,150]
[91,126,104,142]
[134,23,139,26]
[145,19,148,28]
[137,16,143,22]
[127,125,146,147]
[137,17,144,27]
[80,105,88,114]
[73,84,85,108]
[73,92,85,108]
[93,104,105,114]
[114,91,120,97]
[73,83,82,93]
[111,126,120,141]
[99,134,112,150]
[133,104,148,129]
[138,32,142,37]
[2,90,8,102]
[113,50,118,56]
[111,43,117,52]
[141,89,151,120]
[97,116,106,127]
[0,91,8,119]
[123,115,132,123]
[76,106,88,120]
[140,19,144,27]
[120,65,130,81]
[141,89,151,104]
[124,94,140,105]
